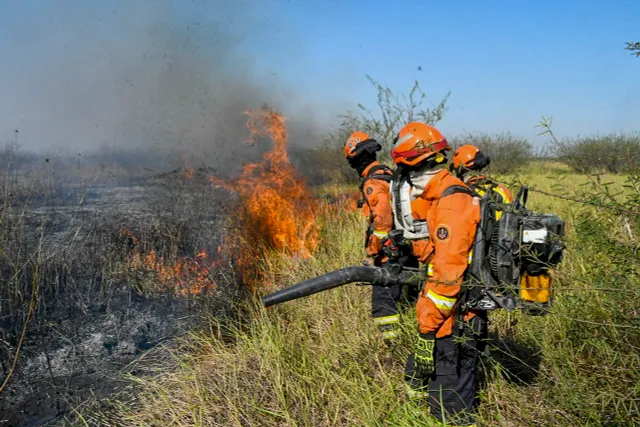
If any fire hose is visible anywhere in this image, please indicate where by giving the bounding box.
[262,265,425,307]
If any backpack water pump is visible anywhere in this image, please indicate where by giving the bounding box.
[464,186,565,316]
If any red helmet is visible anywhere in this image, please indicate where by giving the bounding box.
[390,122,450,166]
[344,131,381,158]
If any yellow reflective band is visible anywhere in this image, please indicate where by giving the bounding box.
[405,383,429,399]
[427,289,457,311]
[374,314,400,325]
[373,230,388,238]
[381,330,399,339]
[468,250,473,265]
[427,263,434,277]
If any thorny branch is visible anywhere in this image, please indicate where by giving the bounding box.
[528,186,640,218]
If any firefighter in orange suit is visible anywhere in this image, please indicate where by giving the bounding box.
[452,144,513,208]
[344,131,403,340]
[389,123,484,426]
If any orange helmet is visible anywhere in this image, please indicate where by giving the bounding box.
[452,144,491,170]
[390,122,450,166]
[344,131,381,158]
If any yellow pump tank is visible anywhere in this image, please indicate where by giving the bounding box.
[519,271,553,304]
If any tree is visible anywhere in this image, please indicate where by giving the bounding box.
[329,76,450,162]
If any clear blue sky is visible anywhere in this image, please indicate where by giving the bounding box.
[0,0,638,151]
[241,0,640,146]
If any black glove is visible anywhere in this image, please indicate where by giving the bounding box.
[414,331,436,378]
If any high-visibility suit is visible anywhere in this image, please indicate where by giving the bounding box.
[345,132,415,340]
[393,167,481,337]
[389,124,485,427]
[358,161,407,339]
[397,167,484,426]
[359,161,393,258]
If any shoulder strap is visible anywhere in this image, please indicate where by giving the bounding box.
[359,165,392,190]
[368,164,393,176]
[441,184,475,199]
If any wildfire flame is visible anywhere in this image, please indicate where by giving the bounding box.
[118,107,317,294]
[120,226,220,296]
[209,107,319,262]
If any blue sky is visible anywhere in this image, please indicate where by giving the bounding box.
[0,0,638,151]
[241,0,640,145]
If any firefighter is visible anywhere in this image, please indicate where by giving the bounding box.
[344,131,400,340]
[452,144,513,208]
[389,123,484,426]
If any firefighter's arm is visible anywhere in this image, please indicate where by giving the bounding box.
[410,239,434,263]
[364,181,393,256]
[416,195,479,334]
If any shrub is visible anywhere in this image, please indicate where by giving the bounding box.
[552,133,640,174]
[449,132,533,174]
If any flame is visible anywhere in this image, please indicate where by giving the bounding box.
[346,193,360,213]
[210,107,319,275]
[137,249,217,296]
[119,107,319,294]
[184,166,194,180]
[119,227,219,296]
[182,155,195,180]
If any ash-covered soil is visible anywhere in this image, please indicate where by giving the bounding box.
[1,295,202,427]
[0,179,242,426]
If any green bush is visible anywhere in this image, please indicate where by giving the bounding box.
[553,133,640,174]
[449,132,533,174]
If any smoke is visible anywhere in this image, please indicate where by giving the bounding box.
[0,0,338,172]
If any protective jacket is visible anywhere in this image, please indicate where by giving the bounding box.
[397,168,481,338]
[359,161,393,258]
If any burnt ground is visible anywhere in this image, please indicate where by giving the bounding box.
[0,178,244,426]
[1,295,202,427]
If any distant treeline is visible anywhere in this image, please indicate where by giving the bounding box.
[3,131,639,187]
[294,131,640,185]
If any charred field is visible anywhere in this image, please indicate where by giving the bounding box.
[0,106,326,426]
[0,163,248,426]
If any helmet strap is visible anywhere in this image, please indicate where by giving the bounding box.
[409,152,449,171]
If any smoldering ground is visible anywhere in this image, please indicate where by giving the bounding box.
[0,1,347,425]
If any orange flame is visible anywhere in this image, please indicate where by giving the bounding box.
[120,227,219,296]
[138,249,217,296]
[209,107,319,286]
[184,166,194,180]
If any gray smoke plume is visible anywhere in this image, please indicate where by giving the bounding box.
[0,0,341,173]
